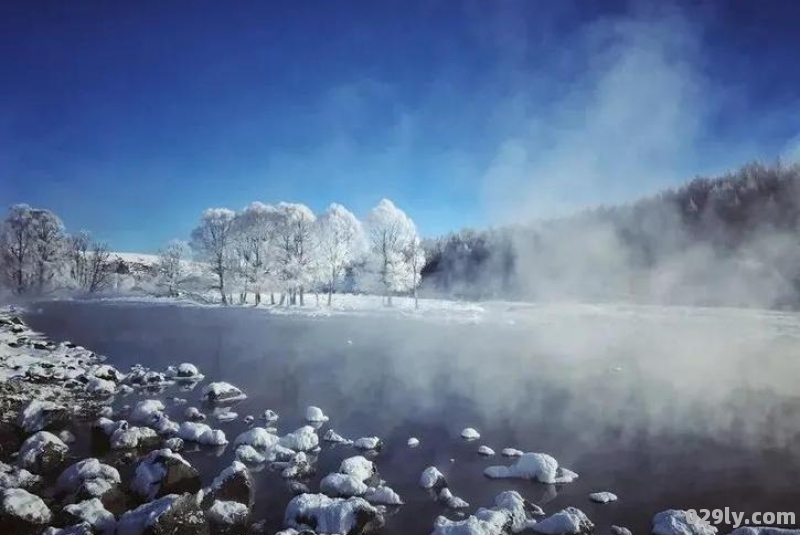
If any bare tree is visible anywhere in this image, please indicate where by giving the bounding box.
[30,208,66,293]
[0,204,36,294]
[67,231,111,293]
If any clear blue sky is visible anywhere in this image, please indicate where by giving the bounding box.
[2,0,799,252]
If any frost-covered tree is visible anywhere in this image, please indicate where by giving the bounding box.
[231,202,280,305]
[30,208,66,293]
[156,239,190,296]
[274,202,317,305]
[190,208,236,304]
[0,204,37,294]
[0,204,67,294]
[316,203,365,305]
[404,235,426,309]
[67,231,112,293]
[362,198,422,306]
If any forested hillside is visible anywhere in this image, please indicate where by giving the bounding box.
[422,162,800,308]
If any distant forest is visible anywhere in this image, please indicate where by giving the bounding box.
[421,162,800,309]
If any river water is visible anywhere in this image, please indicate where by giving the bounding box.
[24,300,800,533]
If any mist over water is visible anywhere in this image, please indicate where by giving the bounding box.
[24,300,800,532]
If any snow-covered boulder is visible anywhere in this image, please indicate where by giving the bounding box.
[60,498,115,535]
[87,364,123,383]
[305,406,329,423]
[438,488,469,509]
[320,473,368,497]
[206,461,254,507]
[502,448,524,457]
[86,377,117,397]
[215,410,238,423]
[419,466,447,490]
[364,485,403,506]
[116,493,208,535]
[202,382,246,404]
[484,452,562,483]
[652,510,718,535]
[432,491,543,535]
[56,458,120,501]
[178,422,227,446]
[0,462,41,491]
[262,409,279,422]
[163,437,184,452]
[110,425,160,450]
[589,491,617,504]
[460,428,480,440]
[323,429,352,445]
[534,507,593,535]
[207,500,248,533]
[0,487,52,534]
[283,493,384,535]
[130,400,165,424]
[408,437,420,448]
[131,449,201,500]
[611,526,632,535]
[478,446,495,456]
[166,363,204,382]
[353,436,382,451]
[17,431,69,474]
[17,400,68,433]
[235,445,266,465]
[279,426,319,452]
[280,452,313,479]
[339,456,375,483]
[184,407,206,422]
[42,525,93,535]
[234,427,279,451]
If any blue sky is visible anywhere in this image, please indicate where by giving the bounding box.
[2,0,799,252]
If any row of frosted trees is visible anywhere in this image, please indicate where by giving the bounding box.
[180,198,425,307]
[0,204,113,295]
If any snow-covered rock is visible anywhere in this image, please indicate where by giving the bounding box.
[502,448,524,457]
[534,507,593,535]
[166,363,204,382]
[484,452,564,484]
[17,431,69,474]
[0,487,52,532]
[61,498,115,535]
[207,499,248,531]
[611,526,632,535]
[202,382,246,404]
[0,462,41,491]
[478,446,495,456]
[283,493,384,534]
[57,458,120,501]
[305,406,329,423]
[588,491,617,504]
[42,525,93,535]
[652,510,718,535]
[207,461,254,507]
[234,427,279,450]
[86,377,117,397]
[262,409,279,422]
[279,426,319,452]
[364,485,403,506]
[408,437,420,448]
[58,430,76,444]
[420,466,447,490]
[353,436,382,451]
[215,410,238,423]
[17,400,67,433]
[320,473,368,497]
[339,456,375,483]
[439,487,469,509]
[163,437,184,452]
[281,452,313,479]
[131,448,200,500]
[235,445,266,464]
[130,399,165,424]
[184,407,206,422]
[116,493,207,535]
[109,425,159,450]
[178,422,227,446]
[323,429,352,445]
[431,491,541,535]
[460,428,480,440]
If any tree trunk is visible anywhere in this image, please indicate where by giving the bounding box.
[328,287,333,306]
[300,287,304,306]
[279,293,285,306]
[270,293,275,305]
